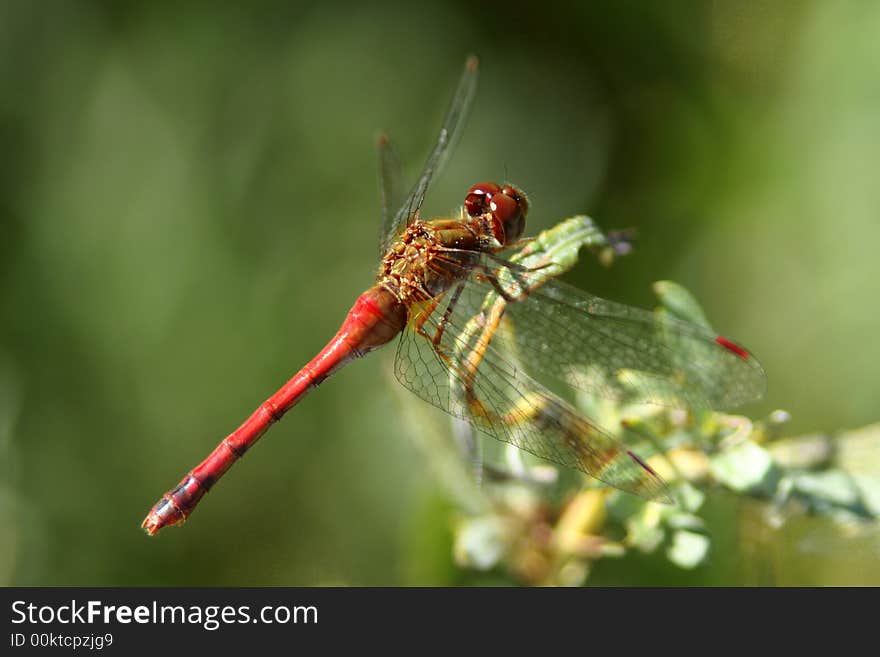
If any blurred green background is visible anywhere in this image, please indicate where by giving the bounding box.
[1,0,878,585]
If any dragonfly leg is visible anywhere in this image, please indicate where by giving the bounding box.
[453,305,644,488]
[411,286,491,477]
[459,298,507,408]
[412,297,440,338]
[412,283,465,348]
[411,287,502,418]
[499,236,536,251]
[432,283,464,347]
[477,267,542,304]
[416,289,650,492]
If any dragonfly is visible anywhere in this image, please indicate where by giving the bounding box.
[142,56,766,535]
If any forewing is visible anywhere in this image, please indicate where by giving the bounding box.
[379,56,479,254]
[394,284,671,502]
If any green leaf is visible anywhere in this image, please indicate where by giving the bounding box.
[674,481,706,513]
[625,506,665,553]
[710,440,780,494]
[653,280,713,329]
[510,215,608,275]
[606,489,646,522]
[851,475,880,517]
[453,516,510,571]
[628,522,665,553]
[767,433,833,469]
[792,470,861,508]
[665,512,705,532]
[666,530,710,569]
[833,423,880,516]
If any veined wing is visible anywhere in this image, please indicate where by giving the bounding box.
[395,281,671,502]
[377,133,404,258]
[378,56,479,254]
[448,256,767,411]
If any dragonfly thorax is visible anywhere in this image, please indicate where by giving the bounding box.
[378,218,482,304]
[378,183,529,305]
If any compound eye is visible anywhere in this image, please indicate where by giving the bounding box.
[468,181,501,197]
[501,184,529,218]
[464,181,501,217]
[491,189,527,244]
[489,193,521,244]
[489,192,517,226]
[464,193,487,218]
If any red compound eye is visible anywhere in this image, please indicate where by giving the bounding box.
[464,193,486,217]
[489,193,518,226]
[469,181,501,197]
[463,181,528,244]
[488,192,521,244]
[501,184,529,218]
[464,181,501,217]
[488,185,528,244]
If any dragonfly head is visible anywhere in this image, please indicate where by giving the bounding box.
[464,181,529,246]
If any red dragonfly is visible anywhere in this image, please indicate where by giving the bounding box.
[142,56,766,535]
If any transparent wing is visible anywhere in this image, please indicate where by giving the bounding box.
[502,277,765,410]
[379,55,479,254]
[444,255,767,411]
[377,133,404,257]
[395,282,672,502]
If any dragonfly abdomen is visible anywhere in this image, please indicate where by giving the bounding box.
[142,286,406,535]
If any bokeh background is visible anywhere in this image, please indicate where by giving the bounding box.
[1,0,878,585]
